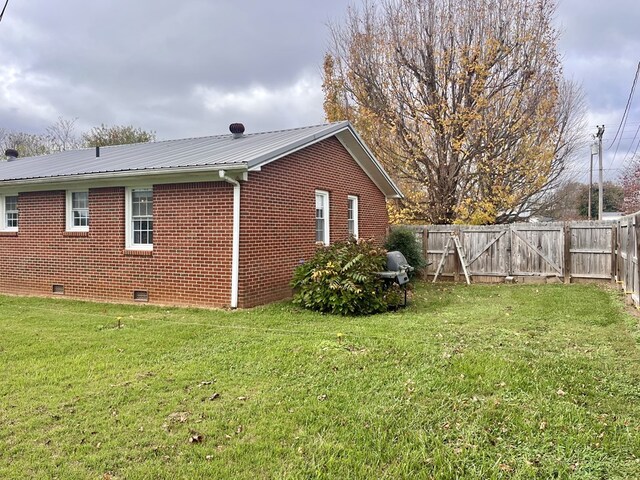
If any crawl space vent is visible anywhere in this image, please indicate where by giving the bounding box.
[133,290,149,302]
[52,284,64,295]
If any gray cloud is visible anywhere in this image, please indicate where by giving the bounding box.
[555,0,640,181]
[1,0,639,183]
[1,0,350,138]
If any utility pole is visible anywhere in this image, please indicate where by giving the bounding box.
[589,139,598,220]
[596,125,605,220]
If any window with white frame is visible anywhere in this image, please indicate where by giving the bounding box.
[66,191,89,231]
[125,187,153,250]
[348,195,359,239]
[315,190,330,245]
[2,195,18,231]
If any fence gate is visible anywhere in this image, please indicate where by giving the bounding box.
[459,226,510,277]
[409,216,638,306]
[510,224,565,277]
[569,222,615,280]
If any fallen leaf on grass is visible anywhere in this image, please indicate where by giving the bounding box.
[556,388,567,396]
[166,411,190,423]
[188,431,204,443]
[499,463,513,472]
[208,393,221,401]
[317,394,327,401]
[237,396,247,401]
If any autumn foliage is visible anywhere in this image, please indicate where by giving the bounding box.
[621,157,640,214]
[324,0,584,224]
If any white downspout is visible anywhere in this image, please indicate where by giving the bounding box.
[219,170,241,308]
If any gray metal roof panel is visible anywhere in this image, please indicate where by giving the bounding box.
[0,122,350,182]
[0,121,403,198]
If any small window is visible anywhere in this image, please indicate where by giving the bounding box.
[66,191,89,231]
[1,195,18,231]
[348,195,359,239]
[315,190,330,245]
[126,187,153,250]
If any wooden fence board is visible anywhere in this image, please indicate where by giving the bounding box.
[398,215,639,307]
[569,221,614,279]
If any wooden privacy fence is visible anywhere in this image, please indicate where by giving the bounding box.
[401,212,640,307]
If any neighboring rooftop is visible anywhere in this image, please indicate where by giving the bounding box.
[0,121,402,199]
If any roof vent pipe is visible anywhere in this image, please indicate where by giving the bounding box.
[229,123,245,139]
[5,149,19,161]
[95,146,100,158]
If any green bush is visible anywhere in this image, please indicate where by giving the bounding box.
[291,239,401,315]
[384,227,426,273]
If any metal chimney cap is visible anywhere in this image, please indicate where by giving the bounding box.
[229,123,245,138]
[5,149,19,160]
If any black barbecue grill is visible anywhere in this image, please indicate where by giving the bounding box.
[378,251,414,306]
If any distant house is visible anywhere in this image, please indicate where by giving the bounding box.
[602,211,624,221]
[0,122,402,308]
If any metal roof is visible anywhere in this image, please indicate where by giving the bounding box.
[0,121,403,198]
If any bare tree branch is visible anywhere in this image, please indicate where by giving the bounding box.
[324,0,585,224]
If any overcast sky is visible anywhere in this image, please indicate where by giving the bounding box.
[1,0,639,182]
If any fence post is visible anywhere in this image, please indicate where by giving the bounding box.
[506,225,513,277]
[422,227,429,279]
[635,214,640,307]
[563,222,571,284]
[627,217,633,295]
[453,226,461,282]
[618,221,623,283]
[611,224,617,283]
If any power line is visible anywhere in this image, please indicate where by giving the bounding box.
[605,61,640,153]
[621,123,640,164]
[0,0,9,23]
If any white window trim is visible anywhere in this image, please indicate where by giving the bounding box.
[315,190,330,245]
[66,190,89,232]
[348,195,359,239]
[125,187,153,251]
[0,194,18,232]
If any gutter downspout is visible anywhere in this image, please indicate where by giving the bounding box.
[219,170,241,309]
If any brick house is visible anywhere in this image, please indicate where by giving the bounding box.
[0,121,402,308]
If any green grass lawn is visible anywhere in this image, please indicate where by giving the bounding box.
[1,283,639,479]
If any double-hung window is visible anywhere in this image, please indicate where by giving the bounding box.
[66,191,89,231]
[315,190,329,245]
[1,195,18,231]
[126,187,153,250]
[347,195,359,239]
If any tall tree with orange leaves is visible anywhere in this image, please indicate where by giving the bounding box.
[324,0,585,224]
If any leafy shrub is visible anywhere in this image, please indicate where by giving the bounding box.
[291,239,400,315]
[384,227,426,273]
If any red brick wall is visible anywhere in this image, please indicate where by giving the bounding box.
[0,183,234,307]
[0,137,390,308]
[237,137,389,308]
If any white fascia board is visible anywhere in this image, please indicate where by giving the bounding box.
[335,127,404,200]
[246,122,350,172]
[244,121,403,200]
[0,165,248,193]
